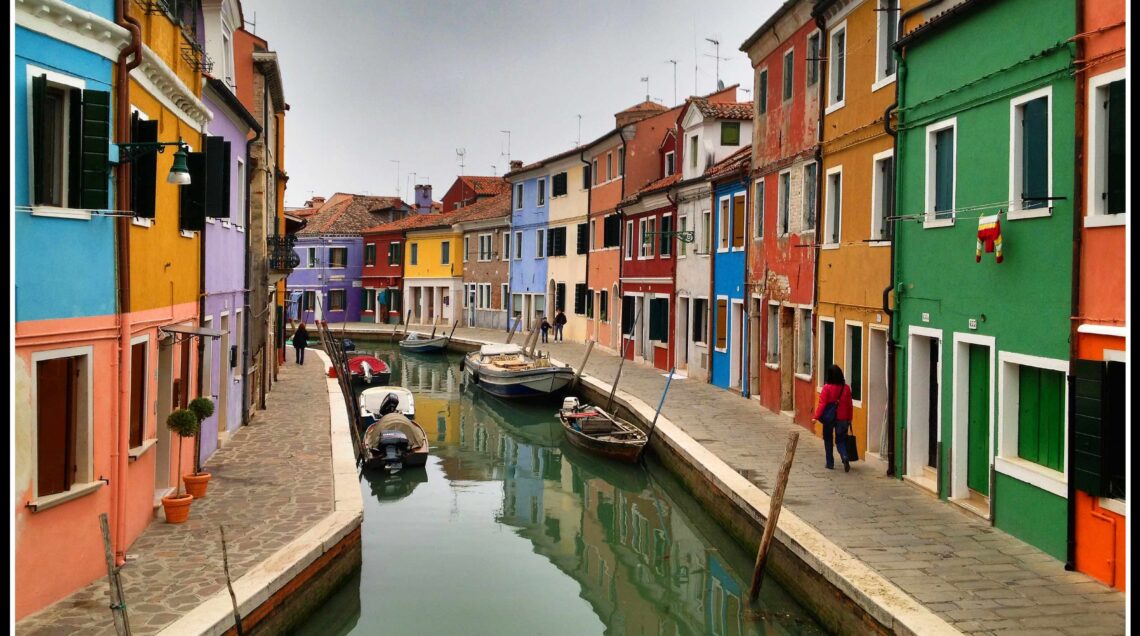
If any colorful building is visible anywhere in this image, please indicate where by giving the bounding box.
[708,148,752,392]
[403,186,464,327]
[811,0,912,462]
[893,0,1077,559]
[583,129,626,352]
[1070,0,1126,590]
[505,159,551,331]
[440,174,510,212]
[457,193,513,329]
[741,0,820,428]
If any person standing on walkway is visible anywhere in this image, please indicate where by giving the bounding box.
[293,323,310,365]
[554,310,567,342]
[814,364,853,471]
[540,316,551,343]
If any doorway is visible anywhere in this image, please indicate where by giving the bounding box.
[906,328,941,492]
[218,313,230,437]
[750,298,763,397]
[952,334,994,516]
[867,327,888,457]
[779,306,794,411]
[677,296,689,370]
[155,336,174,494]
[729,300,743,389]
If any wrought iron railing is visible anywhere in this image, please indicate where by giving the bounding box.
[268,235,300,271]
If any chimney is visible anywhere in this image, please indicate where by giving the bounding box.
[414,184,433,214]
[509,160,523,172]
[306,195,325,208]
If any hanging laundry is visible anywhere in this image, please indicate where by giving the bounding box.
[976,214,1003,263]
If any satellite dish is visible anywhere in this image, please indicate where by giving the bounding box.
[717,79,725,90]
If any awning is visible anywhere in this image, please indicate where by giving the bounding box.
[160,324,227,344]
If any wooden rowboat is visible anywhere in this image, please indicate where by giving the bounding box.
[557,399,647,464]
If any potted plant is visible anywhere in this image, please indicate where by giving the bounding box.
[161,408,200,524]
[183,397,215,499]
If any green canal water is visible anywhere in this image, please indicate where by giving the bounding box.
[293,343,827,635]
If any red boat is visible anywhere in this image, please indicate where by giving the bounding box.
[348,355,391,386]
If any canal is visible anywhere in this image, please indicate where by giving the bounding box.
[294,342,827,635]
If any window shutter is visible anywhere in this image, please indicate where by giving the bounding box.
[131,116,158,218]
[715,300,727,349]
[205,136,227,217]
[68,87,84,208]
[659,215,672,255]
[1072,359,1105,495]
[849,328,862,400]
[556,283,566,311]
[1021,98,1048,208]
[79,89,110,209]
[583,165,591,190]
[222,141,232,220]
[1106,81,1125,214]
[822,321,834,371]
[650,298,668,342]
[179,151,207,231]
[935,130,954,214]
[576,222,588,254]
[1017,366,1065,471]
[621,295,635,335]
[574,284,586,315]
[556,227,567,256]
[32,74,49,205]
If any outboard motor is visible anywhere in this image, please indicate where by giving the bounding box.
[374,430,410,474]
[378,394,401,416]
[342,339,356,352]
[562,396,581,412]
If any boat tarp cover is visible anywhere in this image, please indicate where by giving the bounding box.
[365,413,428,448]
[479,343,523,356]
[360,387,415,416]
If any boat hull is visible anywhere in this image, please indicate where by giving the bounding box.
[351,371,391,387]
[558,406,647,464]
[398,337,449,353]
[561,424,644,463]
[464,356,575,399]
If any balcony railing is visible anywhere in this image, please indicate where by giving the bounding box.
[268,235,300,271]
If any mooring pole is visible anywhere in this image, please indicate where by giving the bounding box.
[748,430,799,602]
[448,320,459,341]
[220,525,245,635]
[605,302,644,412]
[505,318,520,344]
[100,513,131,636]
[571,340,595,388]
[643,367,675,453]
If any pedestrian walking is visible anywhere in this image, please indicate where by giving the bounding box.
[554,310,567,342]
[540,316,551,343]
[292,322,310,365]
[814,364,854,472]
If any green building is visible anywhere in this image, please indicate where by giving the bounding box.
[892,0,1076,559]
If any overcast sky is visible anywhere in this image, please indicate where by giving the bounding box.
[240,0,780,208]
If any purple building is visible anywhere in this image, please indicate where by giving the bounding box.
[288,194,412,324]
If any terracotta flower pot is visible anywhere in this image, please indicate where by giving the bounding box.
[161,493,194,524]
[183,472,212,499]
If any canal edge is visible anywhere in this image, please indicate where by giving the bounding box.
[156,347,364,636]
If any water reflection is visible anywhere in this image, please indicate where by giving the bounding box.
[295,344,826,635]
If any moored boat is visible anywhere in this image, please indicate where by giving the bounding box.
[361,393,428,474]
[557,397,647,464]
[348,355,391,386]
[398,331,450,353]
[359,385,415,427]
[462,343,575,399]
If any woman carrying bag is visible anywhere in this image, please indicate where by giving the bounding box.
[814,364,854,472]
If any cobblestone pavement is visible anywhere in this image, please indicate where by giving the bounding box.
[16,358,334,636]
[343,323,1126,635]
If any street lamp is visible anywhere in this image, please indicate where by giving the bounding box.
[116,139,193,185]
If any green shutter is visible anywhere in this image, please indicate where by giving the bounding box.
[205,136,227,217]
[1072,359,1105,495]
[848,327,862,400]
[222,141,232,220]
[68,87,83,208]
[822,321,834,372]
[1021,97,1048,209]
[621,296,634,335]
[179,151,207,231]
[1018,366,1065,472]
[660,215,672,255]
[966,344,991,495]
[649,298,668,342]
[935,129,954,216]
[759,71,767,114]
[131,116,158,218]
[32,74,48,205]
[79,89,110,210]
[1106,80,1125,214]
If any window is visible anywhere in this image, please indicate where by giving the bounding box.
[603,214,621,247]
[362,288,375,312]
[797,309,812,376]
[479,283,492,309]
[732,193,745,249]
[877,1,899,82]
[479,233,493,261]
[592,159,599,185]
[778,171,791,235]
[515,184,523,210]
[514,231,522,259]
[589,219,597,251]
[625,220,634,259]
[129,111,158,218]
[410,243,418,265]
[537,179,546,206]
[665,151,675,176]
[607,153,613,181]
[639,217,656,258]
[388,241,403,265]
[690,135,699,168]
[679,215,689,257]
[660,214,673,257]
[502,233,510,261]
[649,298,669,343]
[758,69,768,114]
[807,32,820,86]
[754,179,765,238]
[306,247,318,268]
[583,163,592,189]
[555,283,566,311]
[552,172,568,197]
[329,289,346,311]
[302,290,317,314]
[1072,359,1125,499]
[34,350,92,498]
[618,148,625,176]
[600,290,609,322]
[512,293,523,320]
[692,299,708,343]
[846,323,862,400]
[1011,90,1051,213]
[825,169,842,245]
[440,241,451,265]
[926,119,956,221]
[721,122,741,146]
[129,341,147,449]
[328,247,348,268]
[501,284,509,310]
[715,299,728,350]
[536,229,546,258]
[1090,76,1126,217]
[463,236,470,262]
[820,319,834,382]
[829,25,846,106]
[236,158,245,225]
[364,243,376,267]
[29,71,111,211]
[702,208,712,253]
[766,305,779,363]
[1013,365,1066,472]
[872,151,894,241]
[621,295,636,336]
[803,162,817,232]
[574,283,588,315]
[221,29,234,86]
[585,288,594,318]
[546,226,567,257]
[576,222,589,255]
[783,49,794,101]
[719,198,730,251]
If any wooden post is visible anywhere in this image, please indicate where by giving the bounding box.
[641,367,675,457]
[523,323,539,356]
[447,320,459,341]
[505,318,520,344]
[220,525,245,636]
[571,340,595,388]
[429,321,438,338]
[99,513,131,636]
[748,430,799,602]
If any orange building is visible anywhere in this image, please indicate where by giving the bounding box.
[1071,0,1126,591]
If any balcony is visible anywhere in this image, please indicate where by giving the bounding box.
[268,235,300,280]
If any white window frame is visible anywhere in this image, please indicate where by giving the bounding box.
[589,219,597,251]
[27,346,96,509]
[873,0,899,92]
[502,233,510,261]
[678,214,689,258]
[514,231,522,260]
[1007,87,1054,220]
[870,149,894,245]
[625,220,634,260]
[26,65,88,220]
[536,178,546,207]
[845,320,864,407]
[765,302,780,368]
[796,307,813,381]
[410,242,419,265]
[501,283,509,310]
[327,245,349,269]
[478,233,493,261]
[754,178,765,238]
[463,236,470,263]
[665,151,675,176]
[802,161,818,233]
[514,183,524,210]
[924,117,957,228]
[639,217,654,259]
[1085,69,1128,226]
[995,351,1070,498]
[535,229,546,258]
[661,212,673,259]
[128,334,154,456]
[823,166,842,247]
[826,21,848,114]
[782,48,795,103]
[690,135,699,169]
[440,240,451,265]
[731,192,746,251]
[701,208,712,254]
[717,195,731,253]
[817,316,836,388]
[777,170,792,237]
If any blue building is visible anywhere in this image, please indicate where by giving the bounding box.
[708,149,751,394]
[506,163,551,332]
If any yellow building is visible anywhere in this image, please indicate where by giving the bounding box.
[404,215,464,326]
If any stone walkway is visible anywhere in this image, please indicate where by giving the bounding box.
[339,322,1126,636]
[16,358,334,636]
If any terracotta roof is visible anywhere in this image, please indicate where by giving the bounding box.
[619,173,682,207]
[706,146,752,180]
[617,100,669,116]
[459,176,510,196]
[298,193,412,235]
[692,98,753,120]
[453,192,511,224]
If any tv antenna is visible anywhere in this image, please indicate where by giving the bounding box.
[500,130,511,164]
[640,76,649,102]
[456,148,466,175]
[665,60,678,106]
[705,38,729,89]
[576,114,582,146]
[491,164,497,177]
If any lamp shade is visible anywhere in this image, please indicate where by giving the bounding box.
[167,146,192,185]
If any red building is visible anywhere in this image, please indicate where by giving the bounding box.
[439,175,510,213]
[742,0,821,428]
[361,213,440,324]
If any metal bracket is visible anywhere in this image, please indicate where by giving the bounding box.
[642,230,696,245]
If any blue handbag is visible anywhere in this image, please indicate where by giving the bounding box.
[819,400,839,426]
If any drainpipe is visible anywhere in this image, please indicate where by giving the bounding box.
[886,0,943,479]
[707,178,716,383]
[665,188,680,375]
[113,0,141,566]
[1064,0,1085,572]
[241,88,264,426]
[814,13,828,427]
[617,127,629,352]
[581,149,592,337]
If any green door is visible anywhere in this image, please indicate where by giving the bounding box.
[966,344,990,495]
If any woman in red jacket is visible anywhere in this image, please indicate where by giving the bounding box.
[814,365,854,472]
